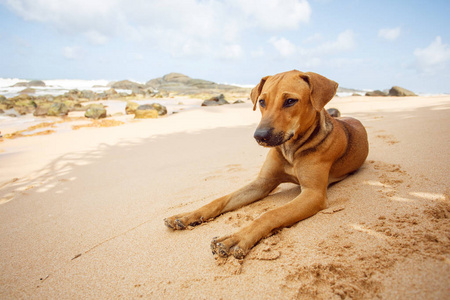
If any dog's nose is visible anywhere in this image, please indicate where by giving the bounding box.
[254,128,272,143]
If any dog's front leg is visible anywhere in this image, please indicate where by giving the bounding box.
[164,177,280,230]
[211,185,327,259]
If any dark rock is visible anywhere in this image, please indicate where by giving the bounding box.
[388,86,417,97]
[47,103,69,116]
[326,108,341,118]
[202,94,229,106]
[365,90,387,96]
[85,104,107,119]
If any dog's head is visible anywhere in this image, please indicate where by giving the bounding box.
[250,70,338,147]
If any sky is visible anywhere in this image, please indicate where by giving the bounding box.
[0,0,449,93]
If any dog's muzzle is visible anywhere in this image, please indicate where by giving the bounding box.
[254,127,292,147]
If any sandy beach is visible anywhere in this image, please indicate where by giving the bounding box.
[0,95,449,299]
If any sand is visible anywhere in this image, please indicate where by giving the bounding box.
[0,95,449,299]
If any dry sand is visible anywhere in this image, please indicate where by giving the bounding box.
[0,95,449,299]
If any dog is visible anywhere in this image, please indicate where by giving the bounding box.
[164,70,369,259]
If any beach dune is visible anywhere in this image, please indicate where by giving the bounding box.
[0,95,449,299]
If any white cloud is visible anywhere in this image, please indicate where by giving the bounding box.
[84,30,109,45]
[63,46,84,60]
[270,37,296,57]
[251,47,265,58]
[217,44,243,60]
[317,30,355,53]
[232,0,311,31]
[297,29,356,57]
[4,0,312,59]
[378,27,401,41]
[414,36,450,74]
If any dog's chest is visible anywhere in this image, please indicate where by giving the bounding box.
[280,144,295,165]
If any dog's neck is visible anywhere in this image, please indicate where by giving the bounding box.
[278,110,333,164]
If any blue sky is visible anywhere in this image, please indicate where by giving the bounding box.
[0,0,449,93]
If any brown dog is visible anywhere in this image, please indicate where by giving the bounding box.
[164,70,369,259]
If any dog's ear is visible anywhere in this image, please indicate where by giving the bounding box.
[301,72,338,111]
[250,76,270,111]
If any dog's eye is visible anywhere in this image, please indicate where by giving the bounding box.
[284,98,298,107]
[259,99,266,108]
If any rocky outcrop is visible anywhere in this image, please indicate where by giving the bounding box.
[110,80,145,90]
[365,90,388,96]
[388,86,417,96]
[145,72,250,95]
[85,104,107,119]
[12,80,46,87]
[201,94,230,106]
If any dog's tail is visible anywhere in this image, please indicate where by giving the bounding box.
[326,108,341,118]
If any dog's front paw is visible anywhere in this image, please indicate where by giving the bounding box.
[164,214,204,230]
[164,217,187,230]
[211,235,248,259]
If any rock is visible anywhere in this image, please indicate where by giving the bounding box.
[85,104,107,119]
[47,102,69,116]
[145,73,249,96]
[0,109,4,114]
[12,82,29,87]
[365,90,387,96]
[201,94,229,106]
[28,80,46,87]
[135,105,159,119]
[125,101,140,115]
[0,96,13,110]
[105,88,118,96]
[12,80,45,87]
[326,108,341,117]
[14,106,34,115]
[80,90,96,100]
[150,103,167,116]
[388,86,417,97]
[352,93,361,96]
[33,103,52,116]
[10,94,34,102]
[111,80,144,90]
[19,87,36,94]
[233,100,245,104]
